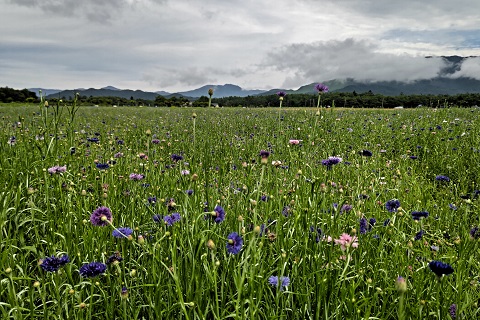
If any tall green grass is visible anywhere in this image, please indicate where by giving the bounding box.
[1,105,479,319]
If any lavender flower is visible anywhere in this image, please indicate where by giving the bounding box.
[340,204,352,213]
[226,232,243,254]
[90,206,113,226]
[268,276,290,291]
[79,262,107,278]
[210,205,226,223]
[47,165,67,174]
[40,254,70,272]
[321,156,342,169]
[276,91,287,98]
[314,83,329,93]
[112,227,133,239]
[164,212,181,226]
[449,304,457,319]
[359,217,368,234]
[129,173,144,181]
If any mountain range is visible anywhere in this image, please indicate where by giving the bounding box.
[30,56,480,99]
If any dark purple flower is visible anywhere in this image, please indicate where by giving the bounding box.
[360,150,373,157]
[428,260,454,277]
[282,206,291,217]
[79,262,107,278]
[414,230,425,241]
[340,204,352,213]
[87,137,99,143]
[383,218,391,226]
[411,211,429,220]
[268,276,290,291]
[163,213,181,226]
[185,189,194,196]
[112,227,133,239]
[116,139,124,145]
[470,226,479,239]
[449,204,457,210]
[152,214,162,223]
[321,156,342,168]
[435,175,450,182]
[96,163,109,170]
[359,218,368,234]
[276,91,287,98]
[152,139,160,144]
[171,154,183,162]
[90,206,113,226]
[368,218,376,230]
[106,252,123,265]
[385,199,401,213]
[210,205,225,223]
[40,254,70,272]
[226,232,243,254]
[259,150,270,159]
[449,304,457,319]
[314,83,329,93]
[147,196,157,205]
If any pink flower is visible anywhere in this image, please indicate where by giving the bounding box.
[289,139,301,145]
[47,165,67,174]
[334,233,358,251]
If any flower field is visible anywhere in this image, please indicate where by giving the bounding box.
[1,104,479,319]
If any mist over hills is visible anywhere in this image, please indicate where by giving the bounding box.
[30,56,480,100]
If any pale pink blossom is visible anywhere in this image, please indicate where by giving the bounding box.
[334,233,358,251]
[289,139,301,145]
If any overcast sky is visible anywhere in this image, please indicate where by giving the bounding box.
[1,0,479,92]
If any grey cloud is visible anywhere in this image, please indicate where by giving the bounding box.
[265,38,448,88]
[448,57,480,79]
[143,67,216,89]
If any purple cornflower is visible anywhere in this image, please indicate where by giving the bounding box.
[259,150,270,159]
[152,214,162,223]
[171,154,183,162]
[114,152,124,158]
[282,206,291,217]
[470,226,479,239]
[79,262,107,278]
[96,163,109,170]
[152,139,160,144]
[385,199,401,213]
[314,83,329,93]
[47,165,67,174]
[185,189,194,196]
[321,156,342,169]
[209,205,225,223]
[383,218,391,226]
[268,276,290,291]
[414,230,425,241]
[359,218,368,234]
[435,175,450,182]
[129,173,144,181]
[411,211,429,220]
[106,252,123,265]
[226,232,243,254]
[340,204,352,213]
[164,212,181,226]
[449,204,458,210]
[360,150,373,157]
[276,91,287,98]
[147,196,157,205]
[368,218,376,231]
[112,227,133,239]
[90,206,113,226]
[449,304,457,319]
[40,254,70,272]
[428,260,454,277]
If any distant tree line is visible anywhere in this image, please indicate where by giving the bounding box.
[0,87,37,103]
[2,86,480,108]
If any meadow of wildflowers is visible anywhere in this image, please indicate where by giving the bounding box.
[0,102,479,319]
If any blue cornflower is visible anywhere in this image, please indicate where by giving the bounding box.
[385,199,401,213]
[449,204,457,210]
[226,232,243,254]
[359,218,368,234]
[163,213,181,226]
[435,175,450,182]
[185,189,194,196]
[40,254,70,272]
[360,150,373,157]
[276,91,287,98]
[383,218,391,226]
[470,226,479,239]
[414,230,425,241]
[210,205,225,223]
[268,276,290,291]
[369,218,376,231]
[411,211,429,220]
[112,227,133,239]
[87,137,99,143]
[340,204,352,213]
[171,154,183,162]
[428,260,454,277]
[79,262,107,278]
[314,83,329,93]
[147,196,157,205]
[106,252,123,265]
[96,163,109,170]
[152,214,162,223]
[449,304,457,319]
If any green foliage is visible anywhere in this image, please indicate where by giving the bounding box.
[0,87,38,103]
[0,106,479,319]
